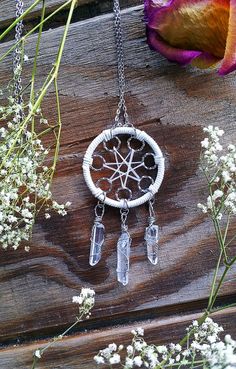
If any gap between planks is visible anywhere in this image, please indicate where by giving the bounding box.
[0,0,142,30]
[1,294,236,347]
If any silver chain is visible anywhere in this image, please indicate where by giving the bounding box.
[113,0,131,127]
[120,207,129,231]
[13,0,24,117]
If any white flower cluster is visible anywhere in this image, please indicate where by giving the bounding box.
[0,98,71,251]
[198,126,236,217]
[186,319,236,369]
[72,288,95,318]
[94,343,123,365]
[207,334,236,369]
[94,318,236,369]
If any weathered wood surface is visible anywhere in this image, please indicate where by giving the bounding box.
[0,1,236,364]
[1,308,236,368]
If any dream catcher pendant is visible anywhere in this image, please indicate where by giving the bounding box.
[83,0,165,285]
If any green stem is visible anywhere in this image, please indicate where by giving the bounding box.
[31,315,84,369]
[209,266,230,311]
[207,249,223,310]
[223,216,230,244]
[54,0,76,75]
[37,125,60,137]
[225,234,236,248]
[49,79,62,182]
[209,254,236,311]
[40,317,81,356]
[213,217,228,262]
[31,356,38,369]
[211,302,236,314]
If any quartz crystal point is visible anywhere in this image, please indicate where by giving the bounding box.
[145,224,159,265]
[89,221,105,266]
[117,231,131,286]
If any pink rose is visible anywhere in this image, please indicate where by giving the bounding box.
[144,0,236,75]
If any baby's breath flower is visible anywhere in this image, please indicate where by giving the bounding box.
[95,318,235,369]
[199,126,236,218]
[72,288,95,317]
[125,357,134,368]
[0,90,70,250]
[133,356,143,366]
[34,349,41,359]
[127,345,134,355]
[72,296,83,304]
[108,343,117,352]
[131,327,144,336]
[157,345,168,354]
[94,355,105,364]
[109,353,120,364]
[40,118,48,125]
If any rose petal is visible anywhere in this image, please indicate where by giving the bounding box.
[145,0,229,63]
[147,28,202,65]
[191,53,221,69]
[219,0,236,75]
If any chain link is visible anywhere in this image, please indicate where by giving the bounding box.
[13,0,24,119]
[120,207,129,231]
[113,0,131,127]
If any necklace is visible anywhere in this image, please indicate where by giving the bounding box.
[83,0,165,286]
[13,0,24,120]
[13,0,25,131]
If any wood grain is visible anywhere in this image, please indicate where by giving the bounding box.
[1,308,236,368]
[0,4,235,345]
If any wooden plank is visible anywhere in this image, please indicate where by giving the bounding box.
[0,0,141,28]
[0,6,235,342]
[1,308,236,368]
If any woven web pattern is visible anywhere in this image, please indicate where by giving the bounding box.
[91,135,158,201]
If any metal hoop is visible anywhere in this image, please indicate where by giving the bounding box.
[103,136,121,152]
[127,136,145,152]
[91,154,105,171]
[138,176,154,193]
[142,153,157,170]
[96,177,113,193]
[83,126,165,209]
[116,187,132,201]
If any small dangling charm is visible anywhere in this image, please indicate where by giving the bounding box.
[145,198,159,265]
[89,201,105,266]
[117,206,131,286]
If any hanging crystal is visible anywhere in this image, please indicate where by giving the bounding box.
[145,198,159,265]
[89,221,105,266]
[145,224,159,265]
[117,206,131,285]
[117,230,131,285]
[89,201,105,266]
